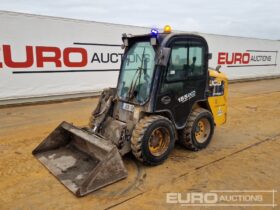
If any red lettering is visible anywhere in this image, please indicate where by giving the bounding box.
[226,53,234,64]
[63,47,87,67]
[3,45,33,68]
[36,46,61,67]
[217,52,226,64]
[1,45,89,69]
[242,53,250,64]
[234,53,242,64]
[218,52,251,65]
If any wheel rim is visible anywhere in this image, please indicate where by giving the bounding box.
[195,118,211,143]
[148,127,170,156]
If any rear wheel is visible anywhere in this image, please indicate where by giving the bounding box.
[131,115,175,165]
[179,108,214,151]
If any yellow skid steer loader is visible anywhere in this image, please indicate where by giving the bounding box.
[33,26,228,197]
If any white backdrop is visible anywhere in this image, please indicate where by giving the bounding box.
[0,11,279,103]
[203,33,280,80]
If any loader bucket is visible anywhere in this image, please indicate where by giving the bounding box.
[32,121,128,197]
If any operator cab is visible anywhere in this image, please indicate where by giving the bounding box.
[117,26,211,129]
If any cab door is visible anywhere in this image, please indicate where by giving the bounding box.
[155,36,209,128]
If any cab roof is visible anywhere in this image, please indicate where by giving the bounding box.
[122,32,208,48]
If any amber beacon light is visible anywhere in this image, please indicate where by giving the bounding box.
[163,25,172,33]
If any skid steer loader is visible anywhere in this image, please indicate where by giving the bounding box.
[33,26,228,197]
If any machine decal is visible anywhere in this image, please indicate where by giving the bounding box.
[178,90,196,103]
[217,106,223,116]
[209,77,225,96]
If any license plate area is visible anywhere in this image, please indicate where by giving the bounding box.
[122,102,135,112]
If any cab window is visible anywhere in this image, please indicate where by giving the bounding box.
[161,40,205,95]
[166,42,204,82]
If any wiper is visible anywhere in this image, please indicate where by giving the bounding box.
[127,67,140,99]
[127,48,146,100]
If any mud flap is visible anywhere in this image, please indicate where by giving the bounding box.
[32,121,128,197]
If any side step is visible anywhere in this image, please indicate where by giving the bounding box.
[32,121,128,197]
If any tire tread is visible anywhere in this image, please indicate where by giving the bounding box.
[179,108,213,151]
[131,115,173,165]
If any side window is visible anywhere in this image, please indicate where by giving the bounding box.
[166,43,204,83]
[160,40,206,95]
[189,46,204,76]
[166,46,187,82]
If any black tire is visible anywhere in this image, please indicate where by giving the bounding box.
[131,115,175,166]
[179,108,214,151]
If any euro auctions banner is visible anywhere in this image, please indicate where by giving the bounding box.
[1,43,124,73]
[0,11,148,102]
[202,33,280,80]
[0,11,279,103]
[217,51,277,67]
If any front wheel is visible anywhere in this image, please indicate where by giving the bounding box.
[131,115,175,166]
[179,108,214,151]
